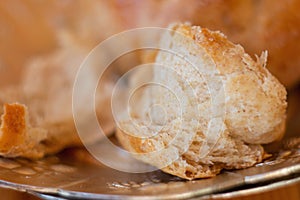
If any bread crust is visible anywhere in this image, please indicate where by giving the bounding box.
[116,23,287,180]
[0,103,27,152]
[0,103,47,158]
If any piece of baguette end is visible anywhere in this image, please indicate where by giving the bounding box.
[116,23,287,180]
[0,103,82,159]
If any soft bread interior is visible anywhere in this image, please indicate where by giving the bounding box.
[116,23,287,179]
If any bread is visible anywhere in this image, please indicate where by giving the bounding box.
[0,1,129,159]
[116,23,287,180]
[0,103,78,159]
[0,1,293,161]
[0,33,115,159]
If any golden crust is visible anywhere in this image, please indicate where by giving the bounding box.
[0,103,27,151]
[0,103,45,158]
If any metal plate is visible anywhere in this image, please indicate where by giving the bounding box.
[0,135,299,200]
[200,176,300,200]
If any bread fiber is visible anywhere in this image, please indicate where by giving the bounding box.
[116,23,287,179]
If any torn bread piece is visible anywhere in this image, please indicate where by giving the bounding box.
[116,23,287,180]
[0,103,80,159]
[0,33,115,159]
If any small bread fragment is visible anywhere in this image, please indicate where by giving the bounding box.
[0,103,83,159]
[0,104,52,158]
[116,23,287,180]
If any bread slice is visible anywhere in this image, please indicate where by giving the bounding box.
[116,23,287,180]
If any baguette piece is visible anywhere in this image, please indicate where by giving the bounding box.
[0,103,80,159]
[0,33,114,159]
[116,23,287,180]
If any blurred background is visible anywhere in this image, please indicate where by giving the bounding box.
[1,0,300,87]
[0,0,300,199]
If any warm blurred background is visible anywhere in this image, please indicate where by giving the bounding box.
[0,0,300,199]
[1,0,300,87]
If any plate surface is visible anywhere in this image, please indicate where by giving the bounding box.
[0,135,300,199]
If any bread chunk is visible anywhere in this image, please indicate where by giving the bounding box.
[0,102,86,159]
[0,33,114,159]
[116,23,287,179]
